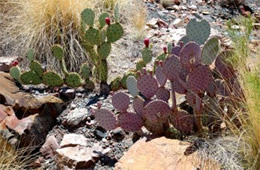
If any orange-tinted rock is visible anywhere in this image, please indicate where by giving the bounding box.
[115,137,220,170]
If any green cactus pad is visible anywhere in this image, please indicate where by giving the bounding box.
[97,43,112,59]
[100,30,107,43]
[10,66,21,81]
[126,76,139,97]
[201,37,220,65]
[43,72,64,87]
[85,28,101,46]
[65,72,82,88]
[107,23,123,43]
[157,53,167,61]
[51,44,64,61]
[20,71,42,85]
[81,8,95,27]
[98,61,108,82]
[29,60,44,77]
[110,77,122,91]
[26,48,35,61]
[121,72,137,89]
[84,79,95,90]
[114,3,120,23]
[186,18,210,45]
[142,48,152,64]
[80,63,91,80]
[99,12,109,28]
[136,60,146,71]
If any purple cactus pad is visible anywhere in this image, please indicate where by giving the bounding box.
[112,92,130,112]
[95,109,117,130]
[137,72,158,99]
[118,112,143,132]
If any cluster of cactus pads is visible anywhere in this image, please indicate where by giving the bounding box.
[81,5,123,84]
[93,18,240,136]
[10,46,94,89]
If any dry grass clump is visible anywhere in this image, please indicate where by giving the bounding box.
[0,0,147,71]
[0,136,34,169]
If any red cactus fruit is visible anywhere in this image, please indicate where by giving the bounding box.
[163,46,167,54]
[11,60,19,66]
[144,38,150,48]
[105,17,111,26]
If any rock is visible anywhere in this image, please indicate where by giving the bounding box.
[62,108,89,127]
[60,134,88,148]
[56,135,103,169]
[172,18,184,28]
[115,137,220,170]
[0,56,19,72]
[59,88,75,101]
[40,135,59,158]
[111,127,126,142]
[56,145,96,169]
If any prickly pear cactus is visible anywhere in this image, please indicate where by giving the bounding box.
[110,77,122,91]
[201,37,220,65]
[85,28,101,46]
[20,71,42,85]
[99,13,109,28]
[51,44,64,61]
[118,112,143,132]
[43,72,64,87]
[170,110,194,134]
[80,63,91,80]
[81,8,95,27]
[126,76,139,97]
[10,66,21,81]
[94,109,117,130]
[112,92,130,112]
[186,18,210,45]
[26,48,35,61]
[142,48,153,64]
[65,73,82,88]
[156,87,170,102]
[107,23,124,43]
[30,61,44,77]
[97,43,111,59]
[162,55,182,81]
[180,42,201,71]
[137,71,158,99]
[136,60,146,71]
[155,64,167,87]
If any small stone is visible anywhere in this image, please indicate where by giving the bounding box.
[62,108,89,127]
[40,135,59,158]
[111,127,125,142]
[60,134,88,147]
[172,18,184,28]
[95,129,107,139]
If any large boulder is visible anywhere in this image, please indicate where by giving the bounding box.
[115,137,220,170]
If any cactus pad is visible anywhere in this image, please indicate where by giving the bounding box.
[51,44,64,61]
[133,96,145,116]
[144,100,171,123]
[142,48,153,64]
[85,28,101,46]
[81,8,95,27]
[26,48,35,61]
[110,77,122,91]
[171,45,182,57]
[186,92,196,108]
[137,72,158,99]
[10,66,21,81]
[178,36,190,45]
[162,55,182,81]
[215,79,230,96]
[172,79,186,94]
[186,18,210,45]
[206,80,216,97]
[112,92,130,112]
[214,51,235,81]
[80,63,91,80]
[156,87,170,102]
[126,76,139,97]
[180,42,201,71]
[187,64,212,93]
[97,43,111,59]
[30,60,44,77]
[114,3,120,23]
[155,65,167,87]
[98,61,108,82]
[201,37,220,65]
[118,112,143,132]
[20,71,42,85]
[65,72,82,88]
[121,72,137,88]
[94,109,117,130]
[107,23,123,43]
[99,12,109,28]
[157,53,167,61]
[136,60,146,71]
[170,110,194,134]
[43,72,64,87]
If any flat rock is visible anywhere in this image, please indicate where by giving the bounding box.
[40,135,59,158]
[60,134,88,148]
[115,137,220,170]
[62,108,89,127]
